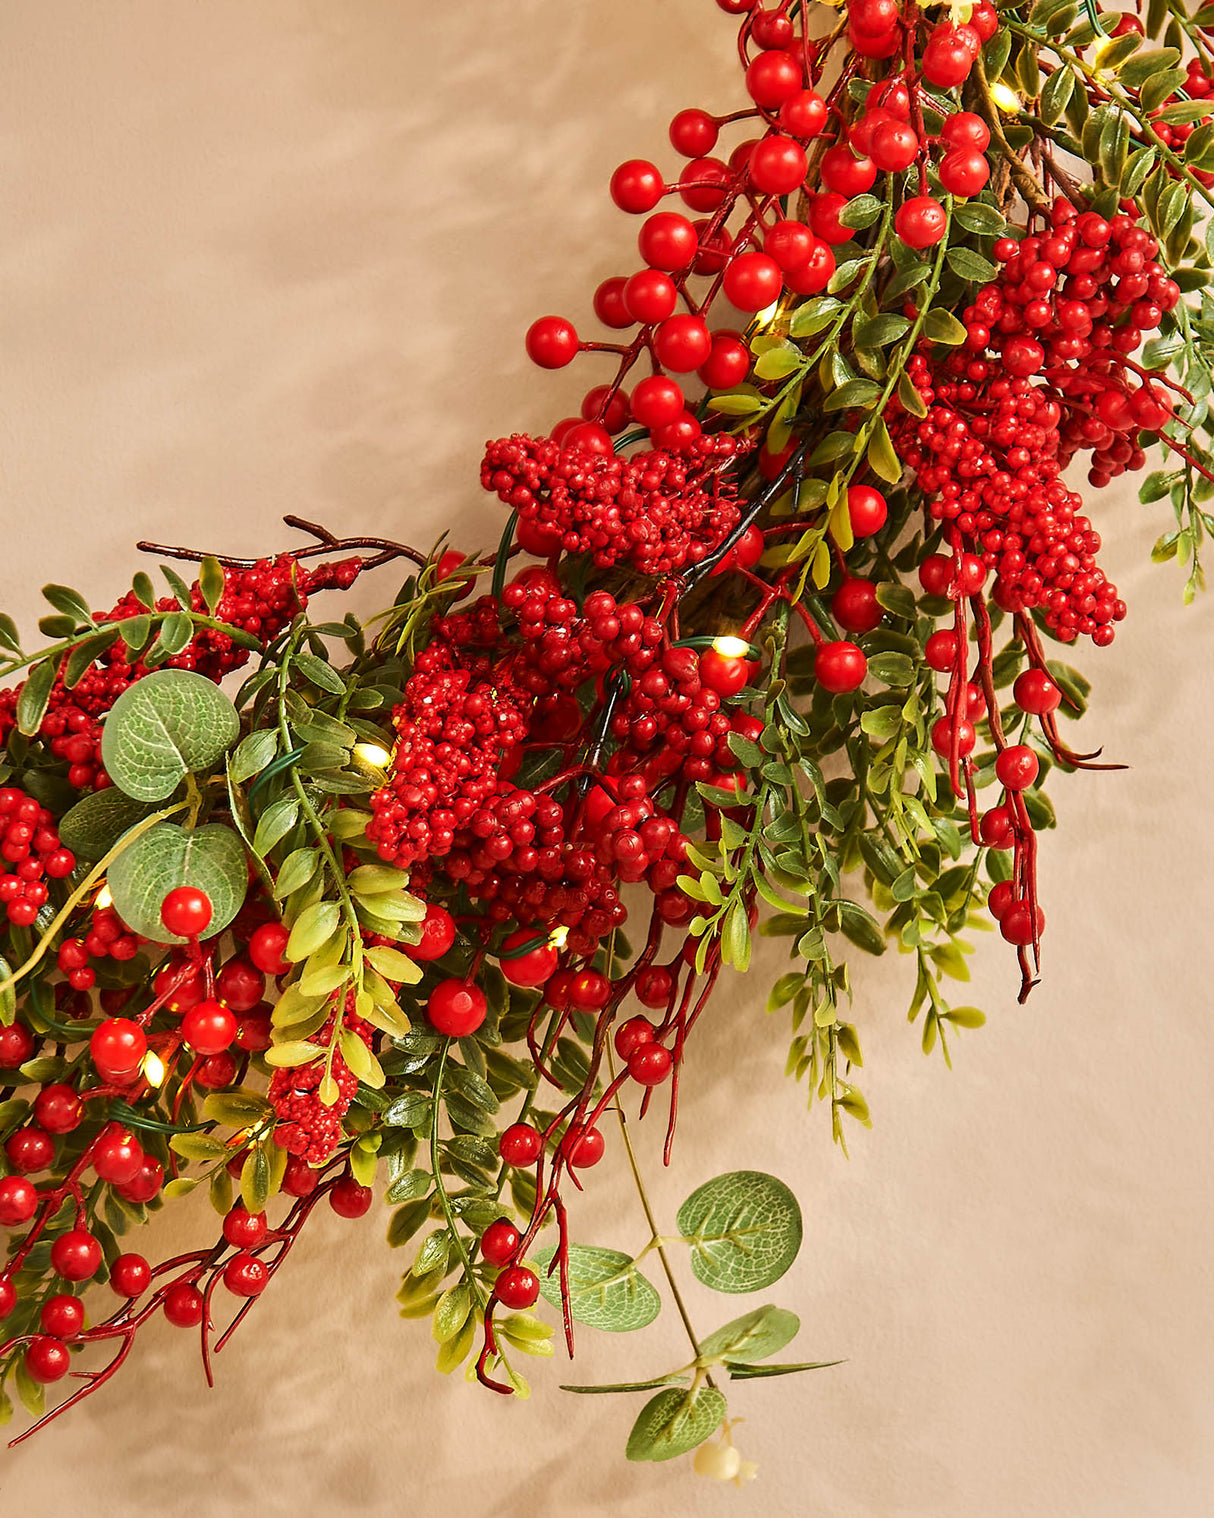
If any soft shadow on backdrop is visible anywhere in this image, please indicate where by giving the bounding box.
[0,4,1211,1515]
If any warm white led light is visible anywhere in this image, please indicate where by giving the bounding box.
[548,925,570,949]
[711,635,751,659]
[354,743,393,768]
[989,83,1020,113]
[95,884,113,910]
[142,1050,166,1087]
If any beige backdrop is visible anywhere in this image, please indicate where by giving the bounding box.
[0,3,1211,1515]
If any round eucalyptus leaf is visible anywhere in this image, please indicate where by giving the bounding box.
[101,669,240,801]
[107,822,248,943]
[532,1243,661,1332]
[676,1170,803,1294]
[625,1386,727,1463]
[698,1304,800,1364]
[58,789,157,861]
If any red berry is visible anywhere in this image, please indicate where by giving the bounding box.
[925,630,959,672]
[638,211,697,271]
[525,316,579,369]
[116,1156,164,1204]
[92,1125,144,1186]
[831,579,883,634]
[223,1205,268,1249]
[282,1154,319,1198]
[0,1276,15,1318]
[895,197,948,249]
[870,120,920,172]
[939,149,990,198]
[110,1252,151,1297]
[631,375,686,431]
[25,1336,70,1384]
[624,267,678,325]
[159,886,213,939]
[670,108,718,158]
[0,1175,39,1226]
[480,1219,521,1266]
[563,1124,605,1168]
[154,959,205,1013]
[821,145,876,197]
[628,1043,672,1085]
[748,135,808,195]
[90,1017,147,1083]
[942,111,991,151]
[235,1010,273,1053]
[723,251,783,312]
[987,880,1015,921]
[745,50,802,109]
[568,969,611,1012]
[50,1229,102,1282]
[411,903,457,961]
[499,1123,544,1167]
[1000,901,1045,946]
[0,1021,34,1069]
[223,1253,269,1297]
[634,966,674,1010]
[778,89,828,137]
[426,979,488,1037]
[495,1265,540,1310]
[847,485,888,537]
[40,1294,84,1338]
[980,807,1015,849]
[163,1281,205,1327]
[594,276,633,329]
[33,1083,82,1134]
[5,1127,53,1174]
[248,921,291,976]
[614,1016,656,1059]
[919,555,954,597]
[931,717,977,758]
[498,929,558,988]
[610,159,664,214]
[995,746,1040,791]
[330,1175,374,1218]
[653,314,712,372]
[699,647,751,697]
[1013,670,1062,715]
[698,332,752,390]
[216,958,266,1013]
[814,641,867,694]
[181,1000,238,1055]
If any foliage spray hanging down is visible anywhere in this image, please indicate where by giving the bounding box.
[0,0,1210,1479]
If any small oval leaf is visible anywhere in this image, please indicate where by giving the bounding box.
[101,669,240,801]
[532,1243,662,1332]
[676,1171,803,1294]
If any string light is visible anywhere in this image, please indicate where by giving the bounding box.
[141,1050,166,1087]
[711,635,751,659]
[353,742,392,769]
[95,884,113,910]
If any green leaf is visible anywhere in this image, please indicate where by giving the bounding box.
[824,377,883,413]
[252,795,300,857]
[0,613,21,654]
[676,1171,803,1294]
[1119,46,1180,88]
[63,629,120,688]
[57,788,157,861]
[294,652,346,695]
[42,583,94,625]
[945,246,998,284]
[106,821,248,943]
[866,418,902,484]
[285,901,341,962]
[852,314,910,350]
[838,899,886,955]
[923,308,968,346]
[875,582,916,619]
[532,1243,662,1332]
[837,193,883,230]
[698,1305,800,1364]
[263,1040,325,1067]
[229,729,279,785]
[199,556,226,616]
[16,659,56,736]
[169,1132,229,1164]
[203,1091,271,1128]
[241,1144,270,1213]
[724,1358,843,1378]
[101,669,240,801]
[867,652,915,686]
[1141,68,1188,114]
[626,1386,727,1463]
[157,611,194,656]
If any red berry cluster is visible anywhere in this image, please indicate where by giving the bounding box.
[367,645,530,868]
[897,360,1125,644]
[481,434,743,576]
[0,789,75,929]
[267,998,374,1165]
[55,903,141,990]
[0,556,362,790]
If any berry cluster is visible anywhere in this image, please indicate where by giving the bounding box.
[267,998,374,1165]
[481,434,742,575]
[367,645,530,867]
[0,790,75,929]
[0,556,363,790]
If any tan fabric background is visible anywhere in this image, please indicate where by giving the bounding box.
[0,3,1211,1513]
